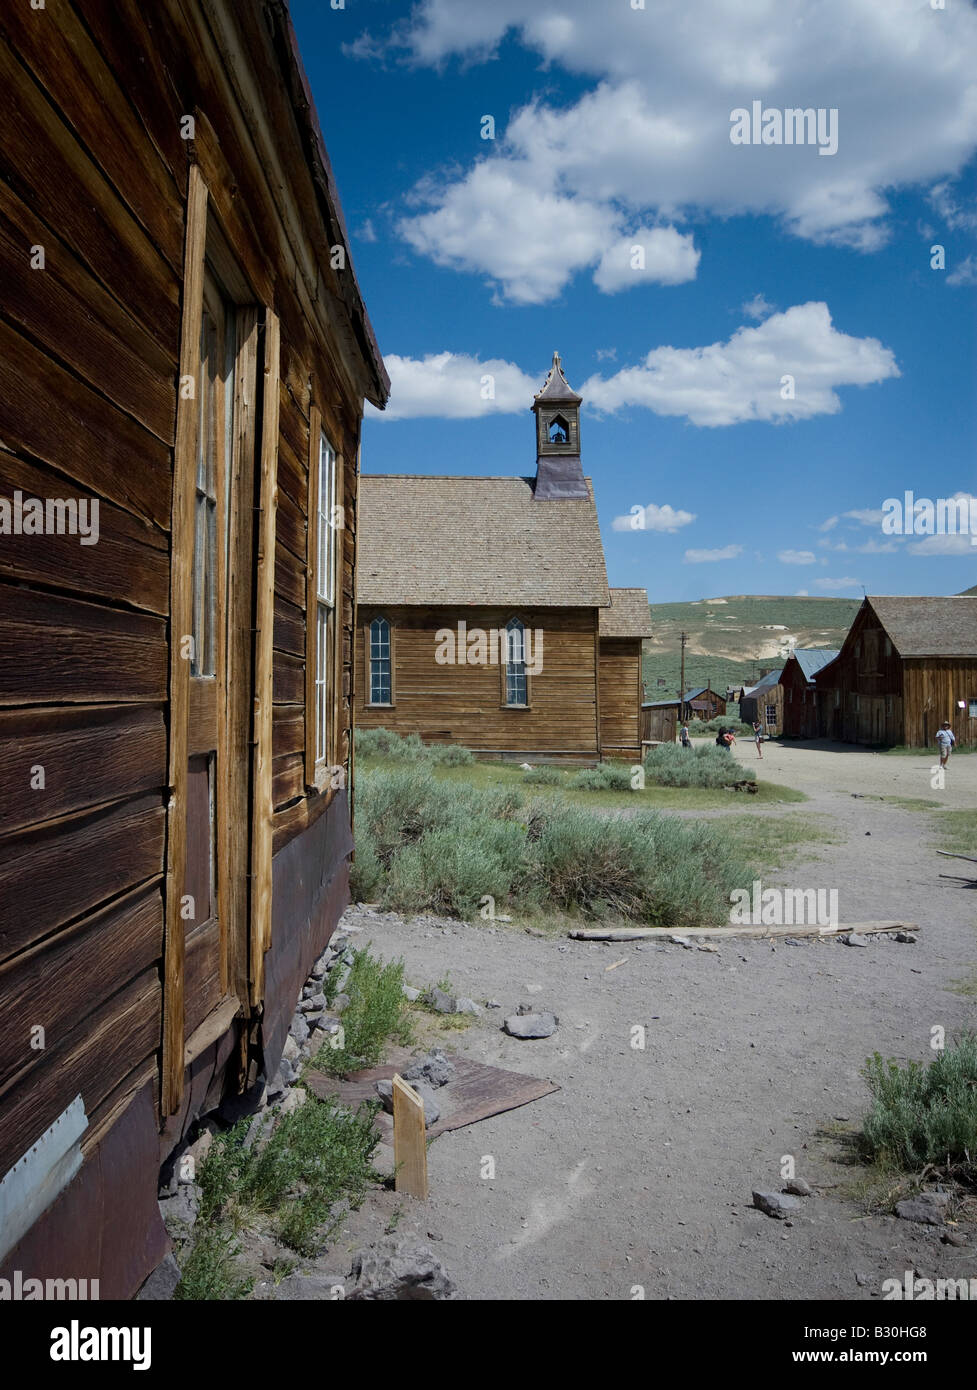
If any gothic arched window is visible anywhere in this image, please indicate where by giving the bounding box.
[505,617,528,706]
[369,616,392,705]
[548,414,569,445]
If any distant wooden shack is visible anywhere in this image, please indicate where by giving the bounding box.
[813,596,977,747]
[0,2,388,1296]
[641,699,679,744]
[683,686,727,720]
[354,356,650,762]
[739,668,784,734]
[780,649,840,738]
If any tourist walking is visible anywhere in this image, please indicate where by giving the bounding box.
[680,721,691,749]
[936,720,956,770]
[752,720,763,758]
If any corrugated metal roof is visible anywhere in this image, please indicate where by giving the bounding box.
[357,474,609,607]
[600,588,652,638]
[790,648,840,682]
[742,668,783,696]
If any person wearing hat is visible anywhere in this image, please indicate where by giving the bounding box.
[936,720,956,770]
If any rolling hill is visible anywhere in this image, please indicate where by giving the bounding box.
[640,594,861,700]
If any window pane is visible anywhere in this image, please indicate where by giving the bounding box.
[370,618,391,703]
[505,619,526,705]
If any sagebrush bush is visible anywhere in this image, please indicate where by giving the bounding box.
[568,762,636,792]
[355,726,474,765]
[644,741,755,789]
[353,767,757,928]
[682,716,753,738]
[858,1035,977,1174]
[523,765,565,786]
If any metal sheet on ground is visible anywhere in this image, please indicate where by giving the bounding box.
[303,1048,559,1139]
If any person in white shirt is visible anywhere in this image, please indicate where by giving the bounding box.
[936,721,956,770]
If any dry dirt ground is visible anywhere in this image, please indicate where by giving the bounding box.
[332,741,976,1300]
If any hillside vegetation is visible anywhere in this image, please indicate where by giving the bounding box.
[641,594,860,698]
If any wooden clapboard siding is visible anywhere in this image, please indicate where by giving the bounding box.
[0,966,161,1179]
[0,586,167,706]
[0,39,180,345]
[355,606,601,756]
[0,705,165,835]
[0,881,163,1094]
[903,659,977,748]
[0,318,172,534]
[599,639,642,757]
[0,182,176,444]
[0,792,166,961]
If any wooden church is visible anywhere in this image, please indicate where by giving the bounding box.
[355,354,650,761]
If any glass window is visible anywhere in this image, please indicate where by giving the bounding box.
[765,704,776,725]
[315,433,336,763]
[369,617,391,705]
[505,618,528,706]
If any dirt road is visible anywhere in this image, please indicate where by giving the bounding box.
[338,742,976,1299]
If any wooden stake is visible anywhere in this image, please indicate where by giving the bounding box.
[392,1075,428,1200]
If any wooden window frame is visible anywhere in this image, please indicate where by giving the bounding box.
[365,613,395,708]
[305,405,343,792]
[163,166,273,1111]
[500,614,532,709]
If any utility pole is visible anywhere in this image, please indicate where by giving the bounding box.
[679,631,687,722]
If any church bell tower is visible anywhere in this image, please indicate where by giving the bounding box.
[531,351,588,499]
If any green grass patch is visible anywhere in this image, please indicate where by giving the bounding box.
[716,812,842,870]
[883,797,942,811]
[351,765,762,929]
[932,809,977,856]
[878,744,976,756]
[175,1091,384,1296]
[857,1036,977,1180]
[310,946,413,1076]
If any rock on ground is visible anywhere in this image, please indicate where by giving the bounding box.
[503,1012,557,1039]
[753,1190,803,1219]
[895,1191,950,1225]
[347,1238,457,1300]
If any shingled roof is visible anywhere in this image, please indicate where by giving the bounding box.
[867,596,977,658]
[599,588,652,638]
[357,475,610,607]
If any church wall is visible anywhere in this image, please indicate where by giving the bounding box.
[355,605,600,759]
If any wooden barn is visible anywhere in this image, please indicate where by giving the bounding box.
[0,1,388,1296]
[354,355,650,762]
[739,668,784,735]
[812,596,977,747]
[779,649,839,738]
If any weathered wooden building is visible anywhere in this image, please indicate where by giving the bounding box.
[640,699,679,745]
[683,685,727,720]
[739,668,784,735]
[599,589,653,758]
[0,1,388,1296]
[779,649,839,738]
[355,356,649,762]
[813,596,977,747]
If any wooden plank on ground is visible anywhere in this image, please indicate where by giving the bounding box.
[568,921,919,942]
[392,1075,428,1200]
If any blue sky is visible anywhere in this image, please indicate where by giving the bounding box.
[291,0,977,602]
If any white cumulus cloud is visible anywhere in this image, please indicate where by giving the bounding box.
[815,576,861,590]
[369,351,539,420]
[593,227,700,294]
[684,544,743,563]
[580,302,899,427]
[612,503,696,533]
[370,0,977,302]
[778,550,816,564]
